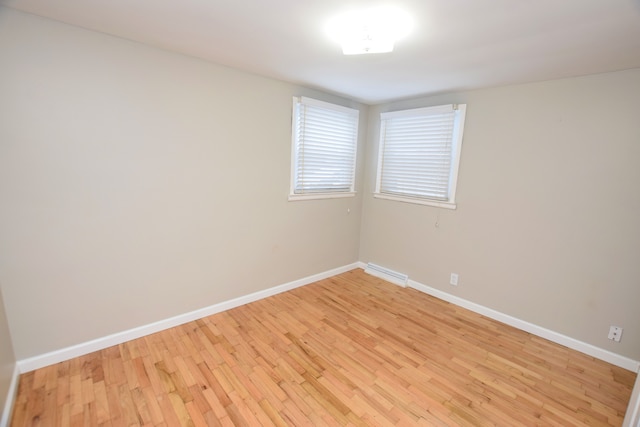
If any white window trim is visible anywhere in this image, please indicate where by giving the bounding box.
[373,192,458,209]
[289,96,359,201]
[289,191,356,201]
[374,104,466,209]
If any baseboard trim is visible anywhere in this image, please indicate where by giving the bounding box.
[408,279,640,373]
[0,364,20,427]
[18,262,638,375]
[17,262,361,373]
[623,373,640,426]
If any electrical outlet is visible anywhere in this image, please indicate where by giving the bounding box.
[450,273,459,286]
[608,326,623,342]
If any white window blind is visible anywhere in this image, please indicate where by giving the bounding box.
[290,96,359,200]
[376,104,466,209]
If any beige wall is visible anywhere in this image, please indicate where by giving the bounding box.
[0,285,16,419]
[1,6,639,367]
[0,8,366,359]
[360,69,640,360]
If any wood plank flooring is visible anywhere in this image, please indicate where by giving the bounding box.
[10,269,637,426]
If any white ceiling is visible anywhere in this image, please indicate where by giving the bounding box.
[2,0,640,104]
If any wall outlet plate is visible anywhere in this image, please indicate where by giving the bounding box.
[450,273,459,286]
[608,325,623,342]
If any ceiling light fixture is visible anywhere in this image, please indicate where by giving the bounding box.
[326,6,413,55]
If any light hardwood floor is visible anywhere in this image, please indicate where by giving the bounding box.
[10,269,637,426]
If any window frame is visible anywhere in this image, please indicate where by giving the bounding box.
[374,104,466,209]
[289,96,359,201]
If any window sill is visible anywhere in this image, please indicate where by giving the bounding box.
[373,193,457,209]
[289,192,356,201]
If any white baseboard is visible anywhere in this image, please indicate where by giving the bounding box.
[17,262,361,373]
[623,373,640,427]
[408,279,640,373]
[0,364,20,427]
[17,261,639,376]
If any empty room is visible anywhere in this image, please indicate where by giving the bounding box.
[1,0,640,425]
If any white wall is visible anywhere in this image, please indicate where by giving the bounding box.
[360,69,640,361]
[0,8,367,360]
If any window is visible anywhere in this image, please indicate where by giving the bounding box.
[290,96,359,200]
[375,104,466,209]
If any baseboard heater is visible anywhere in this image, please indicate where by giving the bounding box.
[364,263,408,287]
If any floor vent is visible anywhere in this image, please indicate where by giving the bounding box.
[364,263,408,287]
